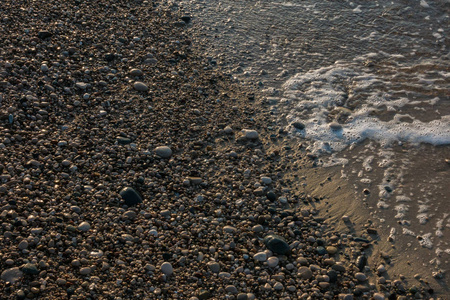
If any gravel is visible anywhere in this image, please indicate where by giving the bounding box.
[0,0,433,298]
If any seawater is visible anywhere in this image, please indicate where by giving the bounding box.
[177,0,449,285]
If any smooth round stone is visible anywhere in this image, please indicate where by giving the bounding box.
[161,262,173,275]
[273,282,283,290]
[1,267,23,283]
[207,261,220,273]
[224,126,233,134]
[225,285,238,294]
[130,69,143,76]
[242,129,259,139]
[267,256,279,268]
[292,121,305,130]
[263,234,290,255]
[332,262,346,272]
[297,257,309,266]
[260,176,272,184]
[78,222,91,232]
[79,267,92,275]
[41,64,49,72]
[22,263,39,275]
[155,146,172,158]
[298,266,313,280]
[133,81,148,92]
[377,264,386,274]
[329,122,342,130]
[119,187,143,206]
[252,225,263,233]
[373,293,385,300]
[75,82,88,90]
[318,282,330,289]
[18,240,28,250]
[326,246,338,255]
[236,293,247,300]
[316,246,327,255]
[355,272,367,282]
[223,226,237,233]
[253,252,267,262]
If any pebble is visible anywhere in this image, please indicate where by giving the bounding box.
[18,240,29,250]
[267,256,279,268]
[41,64,49,72]
[242,129,259,139]
[155,146,172,158]
[260,176,272,184]
[355,272,367,282]
[161,262,173,275]
[75,82,88,90]
[326,246,338,255]
[377,264,386,274]
[223,226,237,233]
[133,81,149,92]
[253,252,267,262]
[207,261,220,273]
[373,293,385,300]
[78,222,91,232]
[119,187,143,206]
[263,234,290,255]
[225,285,238,294]
[298,266,313,280]
[224,126,233,134]
[1,267,23,283]
[130,68,143,76]
[79,267,92,275]
[22,263,39,275]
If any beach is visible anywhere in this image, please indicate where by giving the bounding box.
[0,0,448,299]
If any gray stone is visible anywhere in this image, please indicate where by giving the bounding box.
[243,129,258,139]
[207,262,220,273]
[22,263,39,275]
[253,252,267,262]
[298,266,313,280]
[355,272,367,282]
[78,222,91,232]
[225,285,238,294]
[130,69,143,76]
[155,146,172,158]
[161,262,173,275]
[75,82,88,90]
[18,240,28,250]
[267,256,279,268]
[80,267,92,275]
[1,267,23,283]
[133,81,148,92]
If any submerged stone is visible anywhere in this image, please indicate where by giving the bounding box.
[119,187,143,206]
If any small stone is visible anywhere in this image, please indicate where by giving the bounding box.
[298,266,313,280]
[130,69,143,76]
[273,282,284,290]
[326,246,338,255]
[207,262,220,273]
[38,31,52,39]
[329,122,342,130]
[260,176,272,185]
[252,225,263,233]
[342,215,350,222]
[117,137,132,145]
[332,262,346,272]
[253,252,267,262]
[198,290,211,300]
[267,256,279,268]
[56,278,67,286]
[242,129,259,139]
[155,146,172,158]
[123,211,137,219]
[373,293,385,300]
[266,191,277,201]
[1,267,23,283]
[355,272,367,282]
[319,282,330,289]
[225,285,238,294]
[377,264,386,274]
[187,177,202,184]
[338,294,354,300]
[18,240,29,250]
[22,263,39,275]
[79,267,92,275]
[78,222,91,232]
[223,226,237,233]
[237,293,247,300]
[75,82,88,90]
[133,81,148,92]
[263,234,290,255]
[119,187,143,206]
[41,64,49,72]
[297,257,309,266]
[104,53,115,62]
[292,122,305,130]
[224,126,233,134]
[161,262,173,275]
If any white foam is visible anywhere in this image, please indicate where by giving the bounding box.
[279,55,450,156]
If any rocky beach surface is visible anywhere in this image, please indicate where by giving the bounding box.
[0,0,446,299]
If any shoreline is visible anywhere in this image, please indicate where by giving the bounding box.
[0,0,447,299]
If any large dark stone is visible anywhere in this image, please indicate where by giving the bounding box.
[263,234,290,255]
[21,263,39,275]
[105,53,115,62]
[38,31,52,39]
[266,191,277,202]
[119,187,142,206]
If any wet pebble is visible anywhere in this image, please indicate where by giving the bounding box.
[133,81,148,92]
[155,146,172,158]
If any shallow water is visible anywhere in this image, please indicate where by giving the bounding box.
[178,0,449,290]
